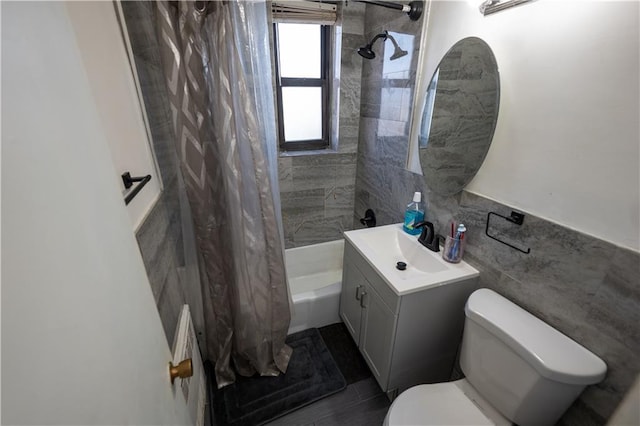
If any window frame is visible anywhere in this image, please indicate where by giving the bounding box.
[273,23,331,152]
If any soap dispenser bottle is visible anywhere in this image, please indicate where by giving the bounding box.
[403,192,424,235]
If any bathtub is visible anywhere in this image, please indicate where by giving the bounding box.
[286,239,344,335]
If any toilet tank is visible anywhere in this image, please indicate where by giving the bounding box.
[460,289,606,426]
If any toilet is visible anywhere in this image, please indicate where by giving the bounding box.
[384,288,607,426]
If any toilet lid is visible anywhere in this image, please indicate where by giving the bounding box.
[385,382,496,426]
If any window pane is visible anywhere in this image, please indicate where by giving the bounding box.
[277,23,321,78]
[282,87,322,141]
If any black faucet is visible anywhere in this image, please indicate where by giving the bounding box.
[414,221,445,252]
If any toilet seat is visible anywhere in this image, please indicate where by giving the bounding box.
[384,380,510,426]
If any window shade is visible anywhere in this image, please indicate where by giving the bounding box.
[272,1,337,25]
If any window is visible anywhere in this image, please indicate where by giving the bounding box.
[419,68,439,148]
[271,1,338,152]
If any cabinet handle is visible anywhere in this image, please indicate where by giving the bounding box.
[360,291,367,308]
[356,285,363,301]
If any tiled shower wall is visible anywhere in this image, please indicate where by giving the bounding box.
[355,4,424,225]
[278,2,365,248]
[354,5,639,426]
[121,2,205,348]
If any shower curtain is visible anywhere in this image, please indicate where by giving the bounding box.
[155,0,291,387]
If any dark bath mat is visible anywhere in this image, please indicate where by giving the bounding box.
[207,328,346,426]
[319,322,372,385]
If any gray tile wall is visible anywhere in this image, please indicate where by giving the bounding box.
[354,5,639,425]
[355,3,424,227]
[278,2,365,248]
[121,2,205,348]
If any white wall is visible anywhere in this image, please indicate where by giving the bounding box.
[1,2,190,424]
[417,0,639,251]
[67,1,162,230]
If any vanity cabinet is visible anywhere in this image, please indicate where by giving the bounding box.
[340,260,366,342]
[340,239,479,398]
[342,259,397,385]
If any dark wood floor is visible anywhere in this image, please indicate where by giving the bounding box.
[205,323,390,426]
[264,377,390,426]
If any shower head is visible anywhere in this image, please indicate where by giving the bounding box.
[390,48,408,60]
[357,31,408,61]
[357,44,376,59]
[357,32,388,60]
[387,34,408,61]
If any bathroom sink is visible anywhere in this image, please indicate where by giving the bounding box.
[344,223,479,295]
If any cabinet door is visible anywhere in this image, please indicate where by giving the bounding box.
[339,261,366,344]
[360,287,396,391]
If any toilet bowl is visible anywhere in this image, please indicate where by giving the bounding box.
[384,379,510,426]
[384,289,607,426]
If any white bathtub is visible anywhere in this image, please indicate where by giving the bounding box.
[286,239,344,335]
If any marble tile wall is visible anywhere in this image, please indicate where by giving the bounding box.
[354,3,424,227]
[353,4,639,425]
[121,2,205,348]
[278,2,365,248]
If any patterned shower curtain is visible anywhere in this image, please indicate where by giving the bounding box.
[155,0,291,387]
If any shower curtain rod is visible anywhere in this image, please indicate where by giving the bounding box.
[191,1,422,21]
[354,0,423,21]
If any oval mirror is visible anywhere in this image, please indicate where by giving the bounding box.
[418,37,499,196]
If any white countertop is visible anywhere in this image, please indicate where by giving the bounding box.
[344,223,479,296]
